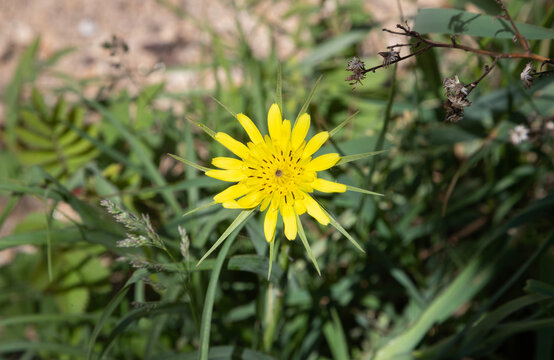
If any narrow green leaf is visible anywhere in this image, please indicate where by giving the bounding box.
[183,201,218,217]
[294,75,322,125]
[211,96,237,118]
[276,63,283,113]
[336,150,389,165]
[345,185,384,197]
[329,111,358,138]
[321,208,365,253]
[196,209,254,266]
[0,342,88,357]
[524,279,554,297]
[198,229,240,360]
[323,308,350,360]
[295,213,321,275]
[268,235,275,280]
[168,153,212,172]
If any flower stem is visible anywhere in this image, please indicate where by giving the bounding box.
[263,239,290,353]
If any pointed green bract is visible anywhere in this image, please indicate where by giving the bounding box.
[183,201,217,217]
[211,96,237,118]
[322,208,365,253]
[336,150,389,165]
[186,116,217,140]
[296,213,321,275]
[329,111,359,138]
[346,185,384,197]
[196,209,255,266]
[276,63,283,113]
[267,235,276,280]
[168,153,212,173]
[294,75,322,125]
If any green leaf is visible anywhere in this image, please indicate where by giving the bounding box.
[524,279,554,297]
[300,30,370,68]
[414,8,554,39]
[375,259,494,360]
[198,229,240,360]
[296,213,321,275]
[197,209,254,266]
[87,269,148,360]
[322,308,349,360]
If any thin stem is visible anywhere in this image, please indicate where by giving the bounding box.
[496,0,530,53]
[466,57,499,95]
[263,240,290,353]
[367,63,397,185]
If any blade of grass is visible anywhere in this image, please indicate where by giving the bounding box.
[198,227,240,360]
[322,308,350,360]
[183,201,218,218]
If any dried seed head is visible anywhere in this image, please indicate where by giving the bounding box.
[443,75,468,97]
[520,63,534,89]
[447,95,471,110]
[345,57,367,88]
[378,50,400,67]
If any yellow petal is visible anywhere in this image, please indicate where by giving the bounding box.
[259,196,271,212]
[222,200,241,209]
[294,198,307,215]
[236,190,265,208]
[304,195,329,225]
[268,104,283,142]
[215,132,250,158]
[237,113,264,144]
[281,119,291,144]
[291,113,310,150]
[212,157,244,170]
[305,153,340,171]
[205,169,246,182]
[303,131,329,158]
[213,183,250,203]
[270,192,282,210]
[312,178,347,193]
[264,208,278,242]
[280,203,297,240]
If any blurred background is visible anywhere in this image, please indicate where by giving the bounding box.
[1,0,553,359]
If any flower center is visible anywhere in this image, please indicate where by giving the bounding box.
[275,169,283,177]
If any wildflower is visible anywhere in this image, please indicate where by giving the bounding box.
[207,104,343,242]
[345,57,367,87]
[520,63,534,89]
[176,100,383,274]
[378,50,400,67]
[509,125,529,144]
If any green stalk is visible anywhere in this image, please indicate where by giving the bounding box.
[367,64,397,186]
[263,240,290,353]
[197,232,238,360]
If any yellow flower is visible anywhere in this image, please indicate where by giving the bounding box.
[171,97,383,274]
[206,104,346,243]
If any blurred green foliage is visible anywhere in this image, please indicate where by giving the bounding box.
[1,0,554,359]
